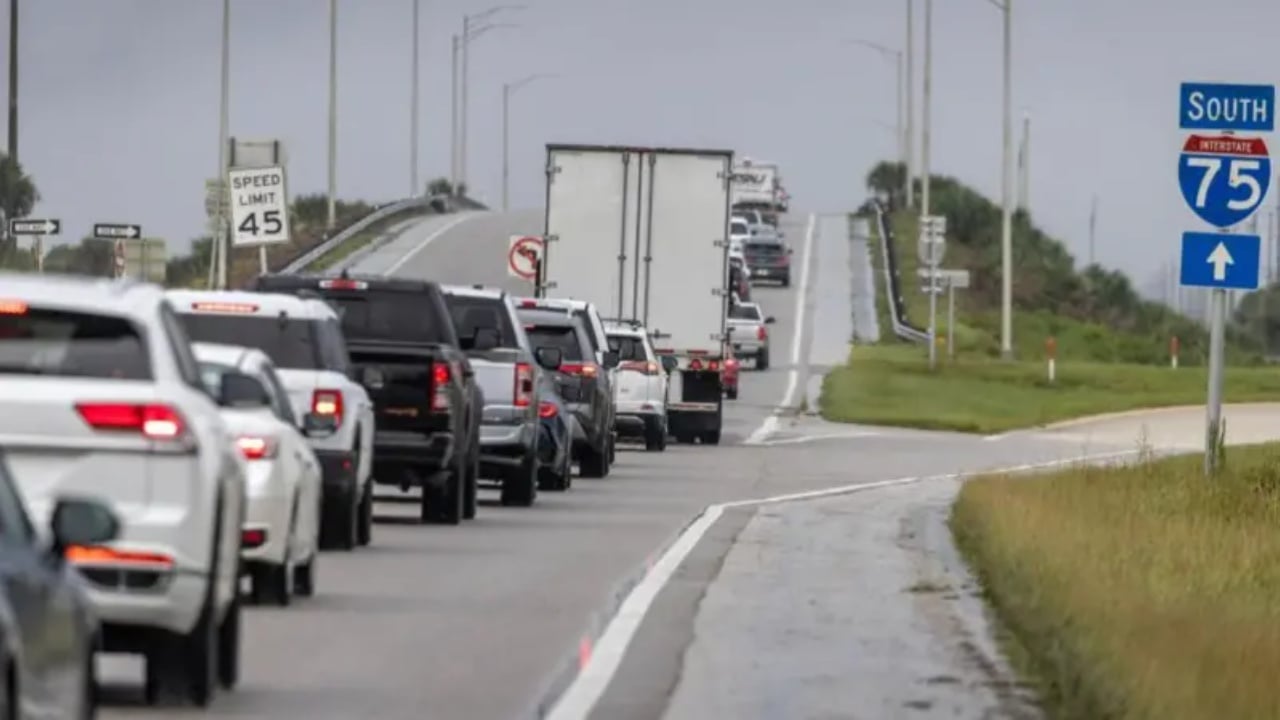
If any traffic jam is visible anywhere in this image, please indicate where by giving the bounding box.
[0,147,790,713]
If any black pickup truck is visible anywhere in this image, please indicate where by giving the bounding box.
[251,273,483,525]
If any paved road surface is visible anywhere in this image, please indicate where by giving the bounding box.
[849,216,880,343]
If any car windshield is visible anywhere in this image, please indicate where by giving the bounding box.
[444,294,518,348]
[0,306,151,379]
[728,304,762,321]
[525,325,584,362]
[178,313,321,370]
[607,334,649,362]
[730,221,749,236]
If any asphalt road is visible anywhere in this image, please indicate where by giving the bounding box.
[98,209,819,719]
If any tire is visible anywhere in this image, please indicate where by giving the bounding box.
[608,432,617,465]
[78,639,96,720]
[756,350,770,371]
[702,429,722,446]
[502,446,538,506]
[356,482,373,546]
[579,440,607,478]
[293,554,316,597]
[321,488,358,551]
[537,443,571,491]
[644,419,665,452]
[217,595,241,690]
[252,561,292,607]
[1,664,16,720]
[463,444,479,520]
[422,453,464,525]
[726,387,739,400]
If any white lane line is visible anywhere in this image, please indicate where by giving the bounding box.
[743,212,817,446]
[754,430,881,446]
[544,448,1143,720]
[382,212,480,276]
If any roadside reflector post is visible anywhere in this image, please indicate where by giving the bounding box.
[1170,335,1180,369]
[1045,335,1057,384]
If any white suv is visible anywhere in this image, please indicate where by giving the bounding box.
[168,290,375,551]
[604,320,669,451]
[0,273,245,706]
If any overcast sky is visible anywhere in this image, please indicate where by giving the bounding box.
[5,0,1280,286]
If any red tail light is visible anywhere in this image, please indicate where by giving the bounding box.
[432,362,451,412]
[538,401,558,419]
[514,362,534,408]
[757,325,768,341]
[75,403,188,441]
[241,528,267,549]
[708,360,721,371]
[311,390,344,426]
[689,359,703,371]
[236,435,279,460]
[561,362,599,378]
[0,300,29,315]
[619,360,659,375]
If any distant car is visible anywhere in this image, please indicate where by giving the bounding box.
[729,217,751,254]
[171,289,376,548]
[726,301,776,369]
[0,452,119,719]
[193,343,324,607]
[604,319,669,451]
[743,239,793,287]
[0,274,245,707]
[728,256,752,302]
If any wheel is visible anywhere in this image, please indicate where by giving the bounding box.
[144,599,218,706]
[252,560,292,607]
[217,595,241,689]
[356,481,373,546]
[537,444,571,491]
[423,453,464,525]
[644,420,665,452]
[702,429,722,445]
[321,488,358,550]
[756,350,770,371]
[1,664,16,720]
[293,554,316,597]
[463,445,479,519]
[726,387,739,400]
[579,441,607,478]
[502,447,538,506]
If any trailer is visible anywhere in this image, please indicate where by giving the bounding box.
[541,143,733,445]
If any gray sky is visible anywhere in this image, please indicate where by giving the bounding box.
[5,0,1280,285]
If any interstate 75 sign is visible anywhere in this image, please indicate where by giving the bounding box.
[1177,134,1270,228]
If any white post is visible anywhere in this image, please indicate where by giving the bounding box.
[927,241,938,370]
[905,0,915,208]
[460,15,470,194]
[920,0,932,217]
[213,0,230,290]
[896,51,906,202]
[947,280,955,359]
[999,0,1014,360]
[410,0,420,197]
[1205,287,1226,476]
[326,0,338,230]
[450,34,459,190]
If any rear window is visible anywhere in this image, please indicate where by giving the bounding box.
[728,304,762,321]
[0,306,151,379]
[178,313,320,370]
[746,242,785,255]
[444,295,518,348]
[730,221,749,235]
[572,309,603,353]
[607,334,649,362]
[326,292,449,344]
[525,325,584,362]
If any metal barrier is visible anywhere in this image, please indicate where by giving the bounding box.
[873,200,929,343]
[278,193,462,274]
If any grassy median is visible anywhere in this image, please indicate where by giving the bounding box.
[820,345,1280,434]
[952,444,1280,719]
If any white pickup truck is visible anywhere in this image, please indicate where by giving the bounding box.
[726,301,775,370]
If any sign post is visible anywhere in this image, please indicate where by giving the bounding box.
[1177,80,1274,475]
[916,267,969,360]
[918,215,947,370]
[508,235,545,293]
[8,219,60,273]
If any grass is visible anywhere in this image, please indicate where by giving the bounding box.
[951,443,1280,719]
[305,206,432,272]
[819,344,1280,434]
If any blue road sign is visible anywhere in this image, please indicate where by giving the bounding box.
[1178,134,1270,228]
[1180,83,1275,132]
[1179,232,1260,290]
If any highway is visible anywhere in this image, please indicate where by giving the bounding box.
[96,209,1223,719]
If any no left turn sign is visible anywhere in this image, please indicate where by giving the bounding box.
[508,235,544,281]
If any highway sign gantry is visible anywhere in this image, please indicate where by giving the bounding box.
[229,165,290,247]
[94,223,141,239]
[1179,231,1260,290]
[508,235,544,281]
[1177,134,1270,228]
[9,218,59,235]
[1179,83,1275,132]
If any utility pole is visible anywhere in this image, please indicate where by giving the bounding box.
[450,34,459,190]
[1088,194,1097,266]
[905,0,914,208]
[997,0,1014,360]
[847,39,905,204]
[214,0,230,290]
[920,0,932,217]
[460,6,523,195]
[1018,113,1030,213]
[502,74,553,211]
[327,0,338,230]
[410,0,420,197]
[7,0,16,164]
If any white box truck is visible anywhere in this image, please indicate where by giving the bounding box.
[541,143,733,445]
[729,159,782,211]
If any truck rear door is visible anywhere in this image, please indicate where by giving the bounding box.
[347,345,448,437]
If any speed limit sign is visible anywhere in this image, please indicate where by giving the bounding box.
[228,166,291,247]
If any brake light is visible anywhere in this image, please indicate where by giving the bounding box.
[236,435,279,460]
[538,401,558,419]
[318,279,367,290]
[241,528,267,549]
[514,362,534,408]
[190,301,258,313]
[708,360,721,371]
[432,362,451,412]
[311,389,344,427]
[520,299,539,308]
[561,362,599,378]
[75,403,188,441]
[757,325,768,341]
[0,300,28,315]
[689,359,702,371]
[620,360,659,375]
[65,545,173,568]
[726,358,740,370]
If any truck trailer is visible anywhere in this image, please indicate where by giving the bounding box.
[540,143,733,444]
[729,158,783,212]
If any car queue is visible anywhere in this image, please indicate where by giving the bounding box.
[0,195,788,713]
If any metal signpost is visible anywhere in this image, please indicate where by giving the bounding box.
[1176,81,1274,476]
[94,224,142,280]
[8,218,59,273]
[918,215,946,369]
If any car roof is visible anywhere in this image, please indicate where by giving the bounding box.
[442,284,505,300]
[0,272,165,319]
[191,341,269,368]
[168,288,337,320]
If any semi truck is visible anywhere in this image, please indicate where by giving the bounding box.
[540,143,733,445]
[729,158,784,212]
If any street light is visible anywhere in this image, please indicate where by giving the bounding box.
[845,38,906,204]
[459,5,525,193]
[502,73,556,211]
[452,21,519,193]
[212,0,231,289]
[410,0,420,197]
[982,0,1014,359]
[327,0,338,231]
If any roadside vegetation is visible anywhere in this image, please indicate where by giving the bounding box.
[952,443,1280,719]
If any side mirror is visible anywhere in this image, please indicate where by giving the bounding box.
[50,497,120,557]
[218,372,271,408]
[534,346,563,371]
[472,327,500,352]
[301,412,339,438]
[602,350,620,370]
[765,316,776,324]
[660,355,679,373]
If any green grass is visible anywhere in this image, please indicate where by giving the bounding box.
[819,344,1280,434]
[952,444,1280,719]
[306,206,431,271]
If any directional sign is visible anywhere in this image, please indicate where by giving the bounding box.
[229,165,290,247]
[1177,135,1270,228]
[1179,231,1260,290]
[1179,83,1275,132]
[508,235,544,281]
[94,223,141,239]
[918,267,970,289]
[8,218,59,235]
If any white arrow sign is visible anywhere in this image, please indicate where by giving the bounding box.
[1208,241,1234,281]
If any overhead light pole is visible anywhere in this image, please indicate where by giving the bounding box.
[459,5,524,194]
[905,0,914,208]
[213,0,231,289]
[984,0,1014,359]
[7,0,17,164]
[410,0,420,197]
[450,33,459,190]
[920,0,932,217]
[845,38,905,203]
[327,0,338,230]
[502,73,555,211]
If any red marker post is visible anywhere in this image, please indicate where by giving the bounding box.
[1045,336,1057,384]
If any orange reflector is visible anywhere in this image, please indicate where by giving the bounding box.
[65,545,173,568]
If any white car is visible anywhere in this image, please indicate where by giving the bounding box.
[168,289,376,551]
[729,216,751,254]
[603,319,670,451]
[193,342,323,607]
[0,273,245,707]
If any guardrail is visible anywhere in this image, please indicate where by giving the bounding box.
[873,200,930,343]
[277,193,470,274]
